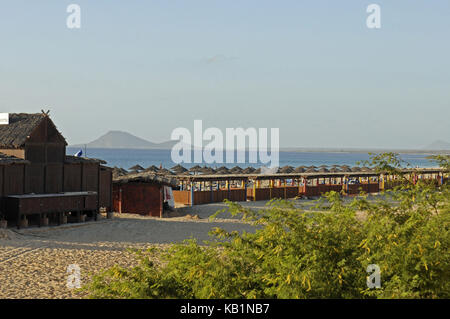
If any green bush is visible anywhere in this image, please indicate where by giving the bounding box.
[84,154,449,299]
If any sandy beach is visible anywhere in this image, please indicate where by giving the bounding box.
[0,196,374,299]
[0,202,261,299]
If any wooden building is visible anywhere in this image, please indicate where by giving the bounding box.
[0,112,112,228]
[113,172,177,217]
[173,168,447,206]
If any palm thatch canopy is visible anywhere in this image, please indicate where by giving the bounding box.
[230,166,243,174]
[114,171,178,187]
[171,164,188,173]
[319,164,328,168]
[196,166,216,175]
[294,166,306,173]
[339,166,352,172]
[279,165,294,174]
[351,167,361,172]
[157,168,175,175]
[0,113,67,148]
[189,165,202,172]
[129,164,144,171]
[318,167,329,173]
[254,167,262,174]
[242,167,256,174]
[329,167,341,173]
[305,167,317,173]
[145,165,159,172]
[361,167,373,172]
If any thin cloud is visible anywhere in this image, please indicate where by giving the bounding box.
[204,55,238,64]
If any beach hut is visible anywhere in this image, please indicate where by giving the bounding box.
[113,172,177,217]
[0,112,112,228]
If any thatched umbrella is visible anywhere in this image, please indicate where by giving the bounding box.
[242,167,256,174]
[171,164,188,174]
[329,167,341,173]
[129,164,144,171]
[279,165,294,174]
[145,165,159,172]
[157,168,174,175]
[200,167,216,175]
[230,166,243,174]
[127,169,139,175]
[254,167,262,174]
[318,167,329,173]
[319,164,328,168]
[351,166,361,172]
[339,166,352,172]
[308,165,318,169]
[305,167,317,173]
[215,166,230,175]
[361,166,373,172]
[294,166,306,173]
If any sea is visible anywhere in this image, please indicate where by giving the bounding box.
[66,148,439,170]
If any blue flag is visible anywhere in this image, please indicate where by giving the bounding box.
[74,149,83,157]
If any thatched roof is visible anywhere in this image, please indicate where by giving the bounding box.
[145,165,159,172]
[129,164,144,171]
[329,167,341,173]
[339,166,352,172]
[279,165,294,173]
[171,164,188,173]
[0,113,67,148]
[242,167,256,174]
[305,167,317,173]
[294,166,306,173]
[317,167,329,173]
[65,155,106,164]
[114,171,178,187]
[200,167,216,175]
[229,166,243,173]
[189,165,202,172]
[351,166,361,172]
[0,153,30,165]
[157,168,175,175]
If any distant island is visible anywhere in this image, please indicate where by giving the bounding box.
[70,131,450,154]
[70,131,177,150]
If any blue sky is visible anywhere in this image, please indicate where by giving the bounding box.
[0,1,449,148]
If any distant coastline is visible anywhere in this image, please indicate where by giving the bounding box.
[70,130,450,154]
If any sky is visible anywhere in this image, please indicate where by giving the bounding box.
[0,1,449,149]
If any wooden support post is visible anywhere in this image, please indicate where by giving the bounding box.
[190,182,194,206]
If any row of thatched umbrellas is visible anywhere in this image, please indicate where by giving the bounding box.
[113,164,375,178]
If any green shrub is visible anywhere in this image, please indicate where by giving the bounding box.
[84,154,449,299]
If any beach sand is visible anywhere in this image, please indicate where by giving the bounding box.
[0,196,374,299]
[0,207,257,299]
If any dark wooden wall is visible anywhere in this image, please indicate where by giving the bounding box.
[113,183,162,217]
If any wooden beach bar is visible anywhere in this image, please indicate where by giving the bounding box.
[173,168,447,206]
[0,112,112,228]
